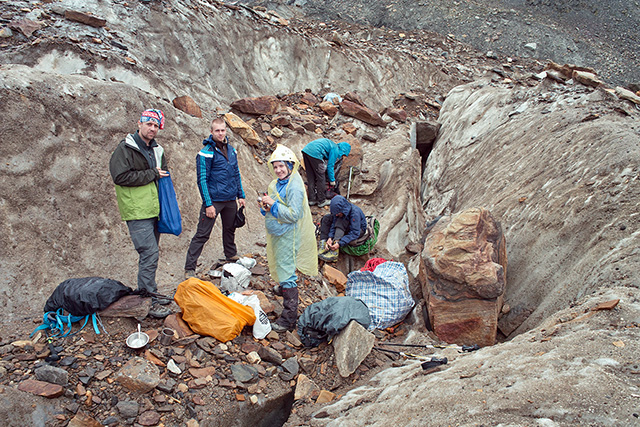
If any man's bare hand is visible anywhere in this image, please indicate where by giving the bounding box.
[238,198,246,208]
[205,205,216,218]
[157,167,169,178]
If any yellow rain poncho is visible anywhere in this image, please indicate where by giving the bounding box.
[263,146,318,286]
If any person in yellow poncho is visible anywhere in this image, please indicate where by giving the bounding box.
[259,145,318,332]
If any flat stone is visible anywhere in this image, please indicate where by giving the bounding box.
[67,412,102,426]
[64,10,106,27]
[17,379,64,398]
[258,346,283,365]
[318,101,338,117]
[282,357,299,375]
[99,295,150,318]
[35,364,68,386]
[188,366,215,378]
[116,400,139,418]
[115,357,160,393]
[138,410,161,426]
[339,99,386,127]
[333,320,375,377]
[322,265,348,293]
[316,390,336,404]
[231,363,258,383]
[164,313,194,338]
[9,19,41,37]
[294,373,319,400]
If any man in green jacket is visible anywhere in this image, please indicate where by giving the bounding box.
[109,109,171,318]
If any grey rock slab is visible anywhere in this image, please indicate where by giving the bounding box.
[34,364,68,386]
[230,363,258,383]
[333,320,375,377]
[116,400,139,418]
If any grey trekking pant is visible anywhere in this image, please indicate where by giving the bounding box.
[126,218,160,294]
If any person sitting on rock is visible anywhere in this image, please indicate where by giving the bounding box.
[301,138,351,208]
[259,145,318,332]
[318,195,369,262]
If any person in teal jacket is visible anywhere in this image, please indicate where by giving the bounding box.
[109,109,171,318]
[301,138,351,208]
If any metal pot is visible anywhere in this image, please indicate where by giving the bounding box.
[126,324,149,349]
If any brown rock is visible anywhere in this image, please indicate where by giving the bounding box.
[189,366,216,378]
[163,313,194,338]
[9,19,41,37]
[99,295,151,318]
[172,95,202,118]
[322,265,348,293]
[272,115,291,126]
[318,101,338,117]
[290,123,306,134]
[316,390,336,404]
[224,112,262,146]
[423,207,507,347]
[138,410,161,426]
[344,91,366,106]
[386,108,407,122]
[260,122,271,132]
[301,92,318,106]
[67,412,102,427]
[17,379,64,398]
[230,96,281,115]
[115,357,160,393]
[64,10,107,28]
[341,122,357,135]
[572,70,604,88]
[301,120,317,131]
[340,100,386,127]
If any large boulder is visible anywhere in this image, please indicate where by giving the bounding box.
[339,100,387,127]
[422,207,507,347]
[422,80,640,336]
[230,95,281,115]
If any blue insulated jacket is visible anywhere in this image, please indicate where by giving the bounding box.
[301,138,351,182]
[329,195,367,246]
[196,136,245,205]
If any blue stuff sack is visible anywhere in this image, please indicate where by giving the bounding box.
[157,174,182,235]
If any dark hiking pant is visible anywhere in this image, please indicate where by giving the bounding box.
[127,218,160,293]
[276,287,299,330]
[303,152,327,204]
[319,214,349,242]
[185,201,237,270]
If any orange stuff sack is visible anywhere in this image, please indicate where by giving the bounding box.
[174,278,256,342]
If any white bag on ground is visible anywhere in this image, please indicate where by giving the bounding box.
[228,292,271,339]
[220,263,252,293]
[236,257,257,269]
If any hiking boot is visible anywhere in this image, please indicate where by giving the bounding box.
[317,239,328,256]
[317,200,331,208]
[273,284,283,296]
[152,296,172,306]
[219,255,240,262]
[184,269,196,280]
[318,248,338,262]
[308,200,317,206]
[149,303,171,319]
[271,322,289,333]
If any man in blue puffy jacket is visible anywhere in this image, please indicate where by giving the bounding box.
[184,118,246,277]
[301,138,351,208]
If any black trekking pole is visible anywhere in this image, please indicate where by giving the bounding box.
[374,347,448,370]
[380,342,480,353]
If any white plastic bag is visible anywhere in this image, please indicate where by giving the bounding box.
[236,257,257,269]
[219,263,252,293]
[228,292,271,339]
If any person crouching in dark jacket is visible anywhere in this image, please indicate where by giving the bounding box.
[318,195,367,261]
